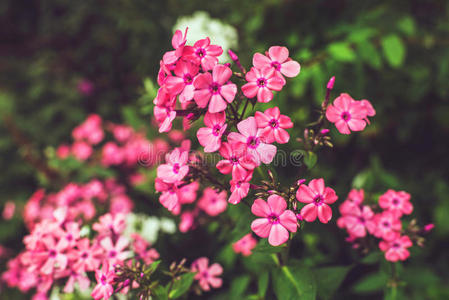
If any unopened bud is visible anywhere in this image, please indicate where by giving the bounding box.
[296,179,306,186]
[320,129,329,135]
[224,62,231,68]
[228,49,239,61]
[424,223,434,233]
[327,76,335,90]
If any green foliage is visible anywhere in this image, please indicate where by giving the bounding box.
[272,264,317,300]
[168,272,196,299]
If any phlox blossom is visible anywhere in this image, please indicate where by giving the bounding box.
[373,211,402,241]
[198,188,227,216]
[378,189,413,218]
[255,107,293,144]
[296,178,338,223]
[216,142,256,180]
[253,46,301,79]
[91,261,115,300]
[232,233,257,256]
[229,171,253,205]
[196,112,227,153]
[191,257,223,291]
[165,60,199,103]
[251,195,297,246]
[184,37,223,71]
[242,67,284,103]
[163,28,188,65]
[157,148,189,184]
[379,235,413,262]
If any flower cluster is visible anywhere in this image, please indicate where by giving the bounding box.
[338,189,430,262]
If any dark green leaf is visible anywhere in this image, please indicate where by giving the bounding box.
[258,271,269,297]
[315,266,352,300]
[353,272,388,293]
[230,275,251,298]
[168,272,196,299]
[272,264,317,300]
[152,284,169,300]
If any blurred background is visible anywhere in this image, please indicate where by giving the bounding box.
[0,0,448,299]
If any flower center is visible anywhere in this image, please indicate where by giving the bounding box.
[81,252,89,259]
[247,136,260,149]
[392,198,400,206]
[173,163,180,174]
[101,274,107,285]
[257,78,267,87]
[341,112,351,122]
[313,195,324,206]
[209,82,221,94]
[109,250,117,258]
[268,214,280,224]
[49,249,57,258]
[230,156,239,165]
[212,125,222,136]
[382,221,390,228]
[269,119,279,128]
[271,61,281,71]
[201,271,209,278]
[392,242,400,249]
[183,73,193,85]
[358,217,365,224]
[196,48,206,58]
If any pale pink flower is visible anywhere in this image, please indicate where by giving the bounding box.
[253,46,301,79]
[155,179,180,213]
[250,195,297,246]
[229,171,253,204]
[193,64,237,113]
[110,194,134,215]
[198,188,227,216]
[179,210,196,233]
[71,238,102,273]
[296,178,338,223]
[227,117,277,166]
[255,107,293,144]
[91,261,115,300]
[71,141,92,161]
[326,93,368,134]
[165,60,199,102]
[101,142,124,166]
[232,234,257,256]
[163,28,188,65]
[373,211,402,241]
[242,67,284,103]
[92,213,126,237]
[378,189,413,218]
[197,112,227,152]
[110,124,133,143]
[347,189,365,205]
[216,142,256,180]
[131,234,160,265]
[191,257,223,291]
[337,204,376,238]
[379,235,412,262]
[184,37,223,71]
[157,148,189,183]
[100,236,131,266]
[62,270,90,293]
[35,236,69,275]
[2,201,15,220]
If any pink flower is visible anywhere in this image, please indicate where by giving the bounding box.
[373,211,402,241]
[347,189,365,205]
[163,28,188,65]
[100,236,131,266]
[184,37,223,71]
[157,148,189,183]
[71,238,102,273]
[165,60,199,103]
[101,142,124,166]
[255,107,293,144]
[56,144,70,159]
[193,64,237,113]
[337,204,376,238]
[196,112,227,152]
[155,179,180,213]
[326,93,368,134]
[71,141,92,161]
[379,235,413,262]
[35,236,69,275]
[2,201,15,220]
[91,261,115,300]
[253,46,301,79]
[229,172,253,205]
[198,188,227,216]
[227,117,277,166]
[77,79,94,96]
[250,195,297,246]
[232,234,257,256]
[93,213,126,237]
[242,67,285,103]
[179,210,196,233]
[296,178,338,223]
[216,142,256,179]
[378,189,413,218]
[361,99,376,124]
[191,257,223,291]
[131,234,160,265]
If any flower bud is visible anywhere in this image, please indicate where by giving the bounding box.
[228,49,239,61]
[327,76,335,90]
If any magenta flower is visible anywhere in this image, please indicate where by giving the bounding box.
[250,195,297,246]
[191,257,223,291]
[92,213,126,237]
[91,261,115,300]
[216,142,256,180]
[184,37,223,71]
[337,203,376,238]
[232,233,257,256]
[378,189,413,218]
[255,107,293,144]
[71,141,93,161]
[35,236,69,275]
[198,188,227,216]
[296,178,338,223]
[193,64,237,113]
[373,211,402,241]
[162,28,188,65]
[155,179,181,213]
[71,238,102,273]
[157,148,189,184]
[241,67,284,103]
[99,236,131,266]
[227,117,277,166]
[165,60,199,103]
[325,93,369,134]
[253,46,301,79]
[379,235,413,262]
[196,112,227,153]
[361,99,376,124]
[229,171,253,205]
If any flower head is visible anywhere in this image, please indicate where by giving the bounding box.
[379,235,413,262]
[242,67,284,103]
[378,189,413,218]
[232,234,257,256]
[196,112,227,153]
[191,257,223,291]
[255,107,293,144]
[253,46,301,79]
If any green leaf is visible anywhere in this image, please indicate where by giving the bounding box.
[152,284,169,300]
[230,275,251,298]
[327,42,356,62]
[356,41,382,70]
[272,264,317,300]
[146,260,161,275]
[258,271,269,297]
[397,16,416,36]
[360,251,383,264]
[304,151,317,169]
[253,239,286,254]
[353,272,388,293]
[169,272,196,299]
[381,34,406,68]
[315,266,352,300]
